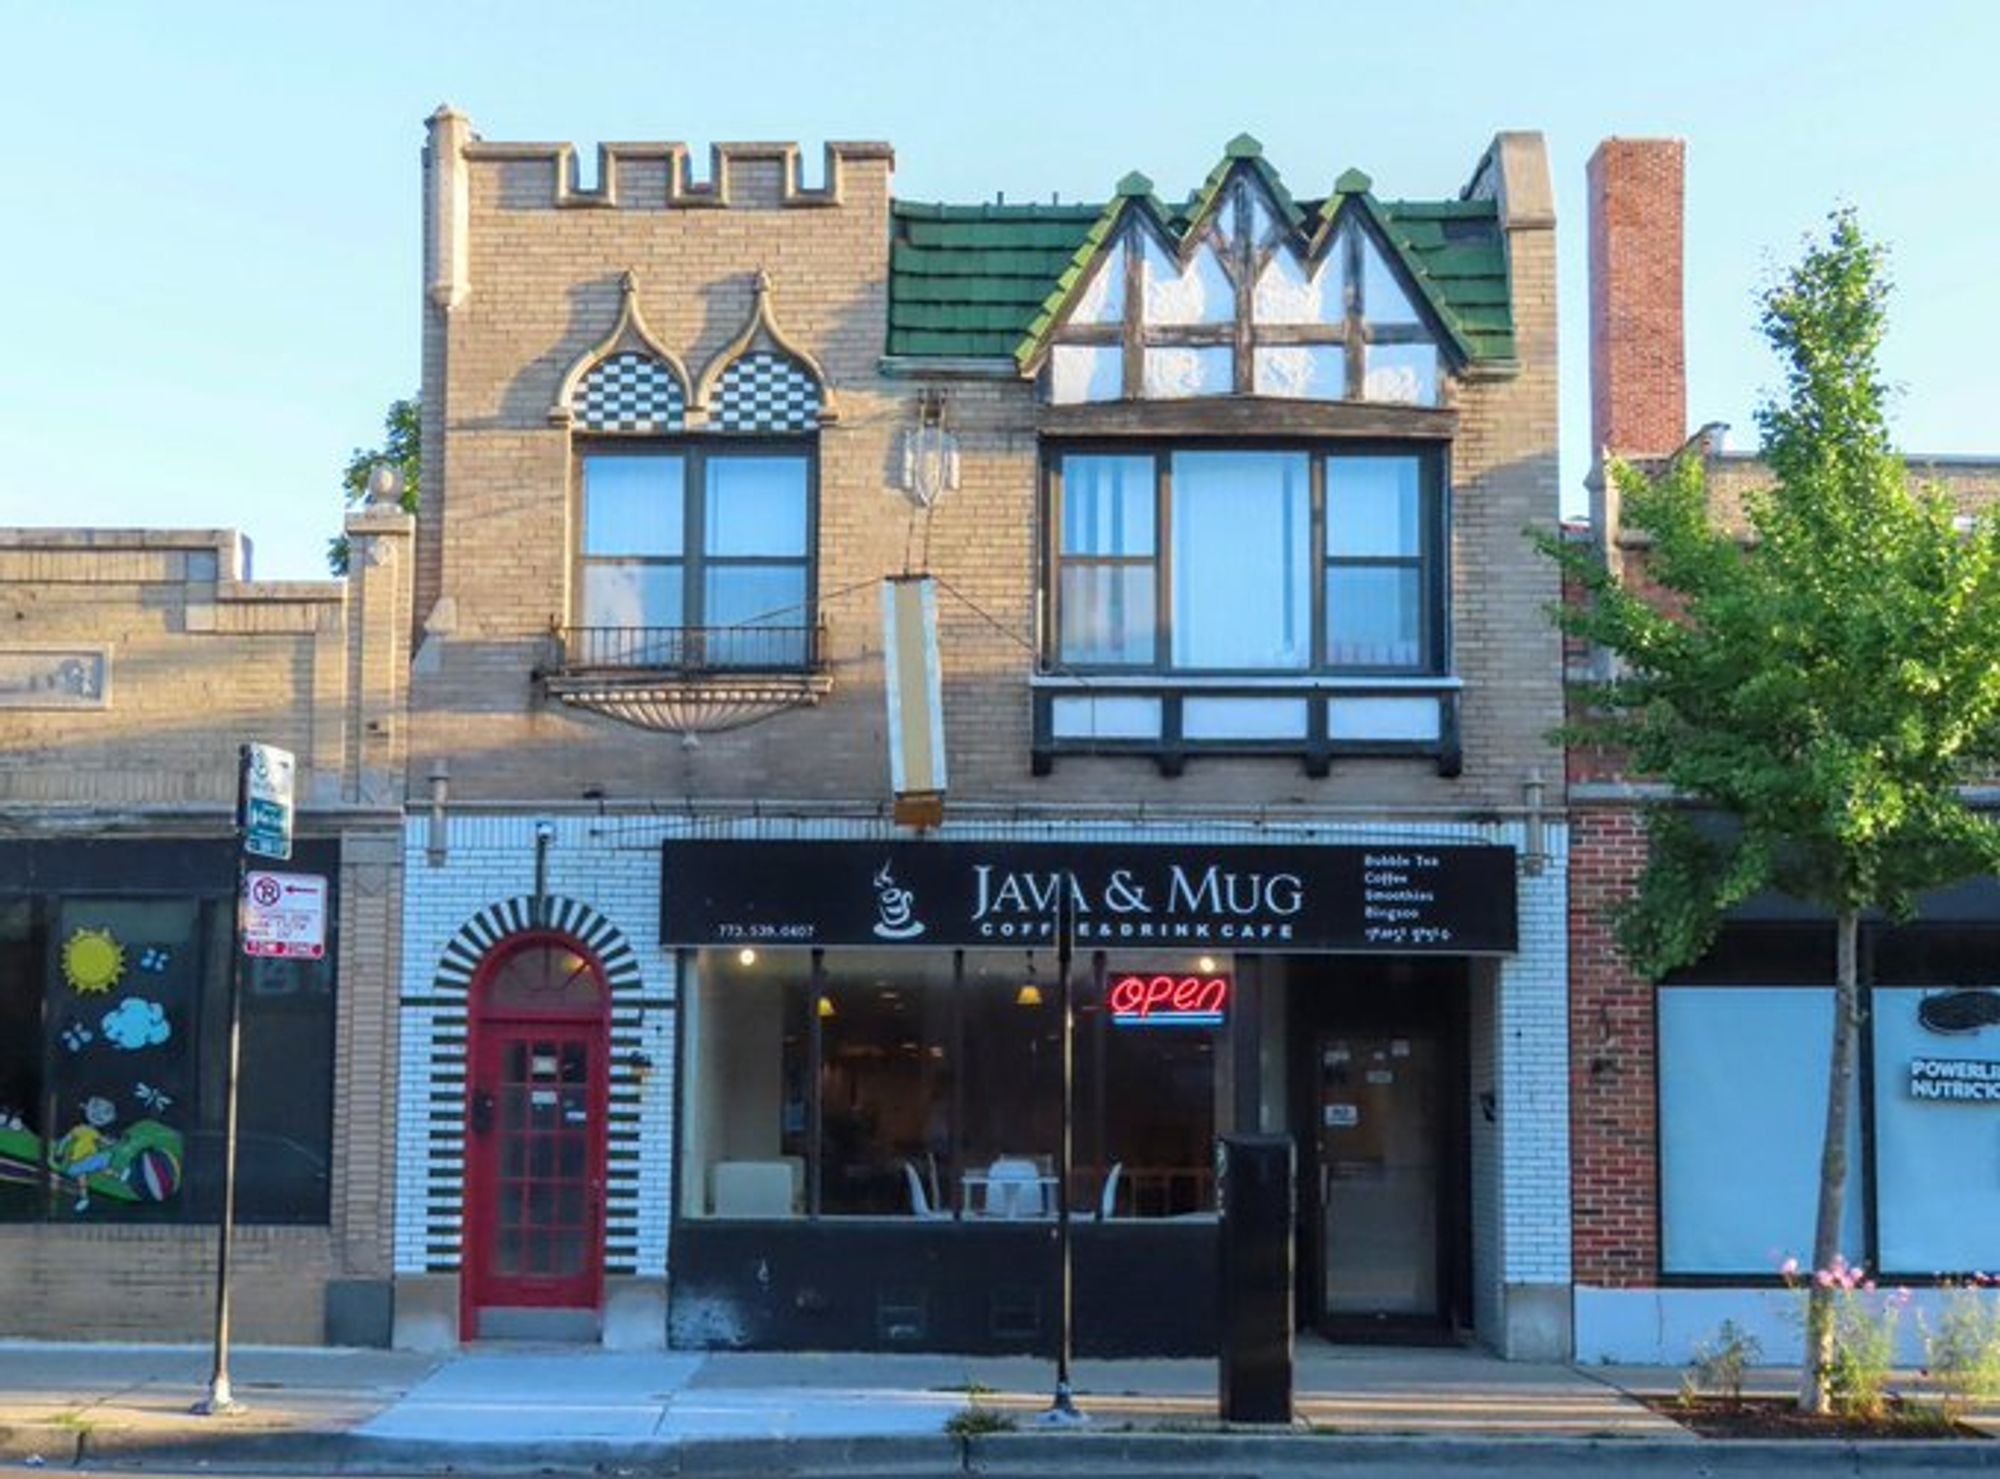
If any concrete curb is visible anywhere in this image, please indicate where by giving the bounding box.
[1,1424,1998,1475]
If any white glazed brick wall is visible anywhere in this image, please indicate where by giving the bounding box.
[1496,823,1572,1287]
[394,809,1569,1320]
[395,813,678,1279]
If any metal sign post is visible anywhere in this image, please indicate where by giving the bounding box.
[1042,882,1085,1424]
[196,743,291,1416]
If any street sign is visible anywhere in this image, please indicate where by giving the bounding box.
[240,743,295,861]
[241,870,327,959]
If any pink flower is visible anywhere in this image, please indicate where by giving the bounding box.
[1779,1256,1800,1278]
[1862,1279,1876,1293]
[1815,1269,1835,1288]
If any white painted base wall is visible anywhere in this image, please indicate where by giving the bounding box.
[1574,1284,2000,1367]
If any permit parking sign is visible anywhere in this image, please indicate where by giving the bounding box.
[242,870,327,959]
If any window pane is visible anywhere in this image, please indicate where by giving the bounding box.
[1659,988,1864,1274]
[1143,346,1233,399]
[1048,345,1122,405]
[48,898,200,1225]
[961,953,1059,1215]
[1170,452,1310,669]
[1089,955,1222,1219]
[582,564,682,630]
[1874,984,2000,1272]
[684,951,808,1219]
[1362,343,1439,406]
[1252,345,1344,400]
[1328,457,1421,557]
[1059,565,1155,666]
[705,457,808,557]
[0,901,42,1223]
[1327,567,1422,668]
[1142,236,1232,326]
[1061,456,1154,556]
[235,948,335,1224]
[705,565,806,628]
[816,953,954,1218]
[1359,234,1421,325]
[583,456,683,556]
[704,565,808,665]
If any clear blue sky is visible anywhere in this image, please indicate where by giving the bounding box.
[2,1,1994,580]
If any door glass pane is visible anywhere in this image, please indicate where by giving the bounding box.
[1319,1034,1437,1316]
[1171,452,1310,669]
[583,456,684,556]
[581,564,681,630]
[1326,567,1422,668]
[1059,565,1155,665]
[1328,457,1421,557]
[705,456,808,556]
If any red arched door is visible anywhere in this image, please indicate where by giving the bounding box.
[462,935,609,1339]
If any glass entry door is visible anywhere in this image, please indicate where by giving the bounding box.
[1315,1032,1439,1320]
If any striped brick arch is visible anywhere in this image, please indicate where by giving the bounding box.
[417,896,649,1278]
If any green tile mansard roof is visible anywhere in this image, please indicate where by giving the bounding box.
[887,138,1516,367]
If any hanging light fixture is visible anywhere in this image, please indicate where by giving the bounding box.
[1016,951,1043,1007]
[816,993,837,1020]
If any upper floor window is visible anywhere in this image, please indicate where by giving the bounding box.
[1048,446,1440,676]
[577,445,814,669]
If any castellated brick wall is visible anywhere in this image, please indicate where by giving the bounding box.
[0,515,412,1340]
[413,117,1565,816]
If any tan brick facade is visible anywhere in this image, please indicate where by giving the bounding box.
[0,513,412,1342]
[410,119,1564,815]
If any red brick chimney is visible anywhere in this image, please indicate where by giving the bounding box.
[1587,139,1687,466]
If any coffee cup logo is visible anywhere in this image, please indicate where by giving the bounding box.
[871,861,925,940]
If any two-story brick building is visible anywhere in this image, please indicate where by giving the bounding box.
[1571,139,2000,1364]
[0,511,412,1344]
[391,111,1572,1359]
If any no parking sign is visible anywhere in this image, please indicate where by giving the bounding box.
[241,870,327,959]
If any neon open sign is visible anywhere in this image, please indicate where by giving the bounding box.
[1108,973,1231,1027]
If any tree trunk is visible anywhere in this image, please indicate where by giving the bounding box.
[1799,907,1860,1413]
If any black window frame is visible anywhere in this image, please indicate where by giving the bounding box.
[575,437,820,656]
[1042,440,1448,678]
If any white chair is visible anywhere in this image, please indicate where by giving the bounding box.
[903,1160,949,1220]
[983,1157,1045,1219]
[712,1160,796,1218]
[1069,1161,1124,1222]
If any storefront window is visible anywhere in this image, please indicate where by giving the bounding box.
[1659,986,1866,1274]
[1869,928,2000,1275]
[0,842,338,1227]
[818,952,953,1217]
[680,947,1225,1223]
[682,950,809,1217]
[1094,959,1221,1216]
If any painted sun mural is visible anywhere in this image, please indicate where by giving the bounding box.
[61,927,125,996]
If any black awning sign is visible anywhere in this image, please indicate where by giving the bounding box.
[660,840,1518,954]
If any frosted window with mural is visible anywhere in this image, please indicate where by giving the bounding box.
[0,839,337,1226]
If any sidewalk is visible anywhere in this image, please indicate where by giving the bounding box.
[0,1339,1994,1473]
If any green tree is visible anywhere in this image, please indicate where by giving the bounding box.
[1543,213,2000,1413]
[327,396,420,574]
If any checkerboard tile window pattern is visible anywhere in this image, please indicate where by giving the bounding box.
[710,351,821,432]
[574,351,687,433]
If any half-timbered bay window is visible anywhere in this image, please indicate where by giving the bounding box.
[1038,443,1449,774]
[577,446,814,670]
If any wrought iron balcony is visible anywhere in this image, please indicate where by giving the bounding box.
[553,624,825,675]
[538,624,832,735]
